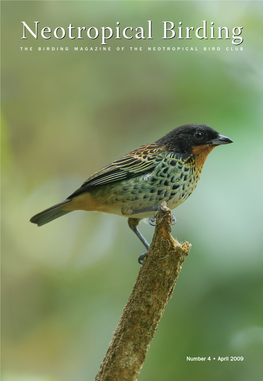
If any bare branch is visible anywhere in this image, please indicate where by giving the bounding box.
[95,202,191,381]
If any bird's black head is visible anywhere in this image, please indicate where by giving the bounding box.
[156,124,233,155]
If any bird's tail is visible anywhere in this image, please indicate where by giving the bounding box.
[30,200,72,226]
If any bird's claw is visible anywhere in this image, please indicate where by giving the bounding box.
[149,213,157,226]
[138,252,147,265]
[171,214,177,225]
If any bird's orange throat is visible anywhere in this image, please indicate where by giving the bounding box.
[191,144,215,166]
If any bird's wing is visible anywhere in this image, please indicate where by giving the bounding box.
[68,143,166,198]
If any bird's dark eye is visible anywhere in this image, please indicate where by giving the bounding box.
[194,131,204,140]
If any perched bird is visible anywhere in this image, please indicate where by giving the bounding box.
[30,124,233,263]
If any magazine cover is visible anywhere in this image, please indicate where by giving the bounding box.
[2,1,263,380]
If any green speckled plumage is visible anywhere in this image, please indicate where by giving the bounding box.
[82,149,202,219]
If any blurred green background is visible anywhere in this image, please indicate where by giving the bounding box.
[2,1,263,380]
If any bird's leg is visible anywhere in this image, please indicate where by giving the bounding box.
[128,217,149,264]
[128,206,176,264]
[128,218,149,250]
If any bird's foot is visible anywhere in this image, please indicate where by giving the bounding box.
[148,213,157,226]
[149,211,177,226]
[138,252,148,265]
